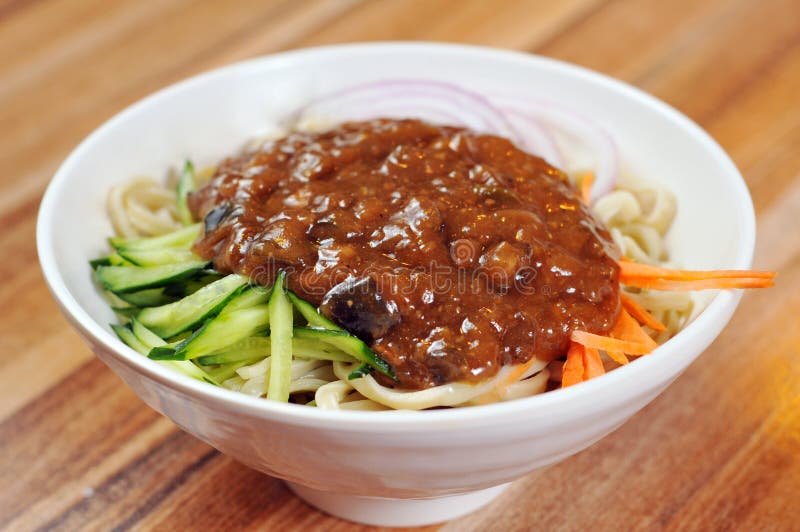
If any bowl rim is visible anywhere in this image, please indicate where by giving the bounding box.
[36,41,755,430]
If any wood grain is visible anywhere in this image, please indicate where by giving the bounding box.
[1,0,798,530]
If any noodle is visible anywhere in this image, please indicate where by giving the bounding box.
[108,177,181,238]
[328,358,549,410]
[593,186,692,341]
[105,138,691,411]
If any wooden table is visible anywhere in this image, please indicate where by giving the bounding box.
[2,0,798,530]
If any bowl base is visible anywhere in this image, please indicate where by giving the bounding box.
[286,481,511,527]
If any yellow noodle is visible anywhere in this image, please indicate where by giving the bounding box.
[330,359,548,411]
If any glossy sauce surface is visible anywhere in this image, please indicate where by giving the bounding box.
[189,119,620,389]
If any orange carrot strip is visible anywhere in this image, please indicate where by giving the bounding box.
[606,350,629,365]
[582,347,605,380]
[561,342,585,388]
[618,260,775,282]
[621,276,774,291]
[570,330,654,355]
[610,308,659,351]
[620,293,667,332]
[580,173,594,204]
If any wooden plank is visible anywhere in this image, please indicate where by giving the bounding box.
[295,0,605,50]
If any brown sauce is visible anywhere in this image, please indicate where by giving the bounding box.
[188,119,621,390]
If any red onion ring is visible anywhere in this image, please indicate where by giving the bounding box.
[499,108,564,168]
[493,97,619,200]
[288,79,618,199]
[291,79,521,141]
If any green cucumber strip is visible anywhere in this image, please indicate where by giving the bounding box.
[162,358,218,383]
[137,273,248,338]
[267,271,293,402]
[131,317,166,348]
[196,336,353,365]
[287,291,341,330]
[347,363,372,380]
[292,337,353,362]
[108,253,133,266]
[305,399,317,407]
[147,284,271,360]
[129,318,217,384]
[115,287,175,307]
[176,160,196,226]
[112,306,139,318]
[110,223,201,251]
[166,330,194,345]
[90,257,111,269]
[96,261,209,294]
[223,285,272,312]
[204,359,259,382]
[118,248,199,267]
[293,327,395,379]
[149,304,270,361]
[112,324,149,355]
[104,290,131,308]
[162,273,223,298]
[196,337,270,364]
[161,358,218,384]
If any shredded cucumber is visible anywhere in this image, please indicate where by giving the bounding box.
[111,324,150,354]
[224,285,271,312]
[109,223,201,251]
[114,287,175,307]
[176,160,196,226]
[267,271,293,402]
[96,261,209,294]
[113,320,217,384]
[112,306,139,319]
[136,274,248,338]
[90,257,111,269]
[118,248,199,267]
[95,211,401,399]
[196,336,353,365]
[347,363,372,380]
[149,304,270,361]
[203,360,258,382]
[293,327,394,379]
[287,291,341,330]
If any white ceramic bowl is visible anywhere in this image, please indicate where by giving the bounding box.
[37,43,755,527]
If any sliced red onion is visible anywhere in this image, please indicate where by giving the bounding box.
[296,97,466,130]
[290,79,522,142]
[499,108,564,168]
[288,79,618,199]
[494,97,619,200]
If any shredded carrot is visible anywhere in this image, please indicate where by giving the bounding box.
[582,347,605,380]
[570,330,654,355]
[620,293,666,332]
[606,350,629,365]
[561,344,605,388]
[561,342,585,388]
[618,260,775,290]
[610,308,659,351]
[618,259,775,280]
[580,173,594,204]
[620,276,774,291]
[560,252,777,387]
